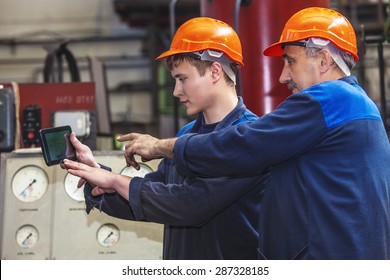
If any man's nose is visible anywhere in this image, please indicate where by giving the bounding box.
[279,65,290,84]
[172,82,181,97]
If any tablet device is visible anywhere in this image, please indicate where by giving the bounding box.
[39,125,77,166]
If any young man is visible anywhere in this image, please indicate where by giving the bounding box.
[120,7,390,260]
[64,17,267,259]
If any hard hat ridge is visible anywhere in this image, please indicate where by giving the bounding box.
[156,17,244,67]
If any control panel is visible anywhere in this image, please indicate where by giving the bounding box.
[22,105,41,146]
[0,150,163,260]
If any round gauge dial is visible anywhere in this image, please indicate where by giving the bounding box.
[16,225,39,248]
[64,173,85,201]
[96,223,120,247]
[11,165,49,202]
[120,163,153,178]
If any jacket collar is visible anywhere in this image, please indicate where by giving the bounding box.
[190,96,247,132]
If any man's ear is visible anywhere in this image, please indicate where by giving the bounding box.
[319,49,333,73]
[210,62,223,81]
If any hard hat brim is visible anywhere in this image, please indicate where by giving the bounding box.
[263,38,359,61]
[263,42,284,57]
[155,49,182,61]
[155,48,244,67]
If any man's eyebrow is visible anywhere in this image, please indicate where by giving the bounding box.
[282,53,294,61]
[173,73,186,79]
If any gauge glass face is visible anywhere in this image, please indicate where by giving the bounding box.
[64,173,85,201]
[120,163,153,178]
[16,225,39,248]
[96,223,120,247]
[11,165,49,202]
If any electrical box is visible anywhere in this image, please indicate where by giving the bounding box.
[2,82,97,150]
[0,87,15,152]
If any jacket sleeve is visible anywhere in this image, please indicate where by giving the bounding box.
[83,160,166,220]
[128,171,268,226]
[84,184,136,220]
[174,93,327,177]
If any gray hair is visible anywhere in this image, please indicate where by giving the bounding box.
[305,46,355,75]
[339,51,356,70]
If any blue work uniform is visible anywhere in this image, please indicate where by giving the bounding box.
[84,97,267,259]
[174,76,390,259]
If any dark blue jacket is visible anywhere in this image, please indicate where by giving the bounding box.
[174,77,390,259]
[84,97,267,259]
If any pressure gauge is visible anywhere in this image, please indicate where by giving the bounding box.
[11,165,49,202]
[96,223,120,247]
[64,173,85,201]
[15,225,39,248]
[120,163,153,178]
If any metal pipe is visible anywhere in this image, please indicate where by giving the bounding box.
[234,0,243,97]
[234,0,242,32]
[170,0,178,39]
[377,41,388,131]
[169,0,180,134]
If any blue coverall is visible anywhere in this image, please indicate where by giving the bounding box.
[174,76,390,259]
[84,97,268,259]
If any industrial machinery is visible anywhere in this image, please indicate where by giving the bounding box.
[0,150,163,260]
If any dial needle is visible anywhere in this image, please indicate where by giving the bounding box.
[104,231,113,243]
[19,179,37,196]
[22,232,32,245]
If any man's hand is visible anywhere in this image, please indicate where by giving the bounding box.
[117,133,176,170]
[70,132,100,168]
[63,159,132,200]
[60,133,99,180]
[63,159,115,188]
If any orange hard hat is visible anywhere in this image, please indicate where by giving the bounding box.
[156,17,244,66]
[263,7,359,61]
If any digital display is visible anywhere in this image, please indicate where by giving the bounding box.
[39,125,76,166]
